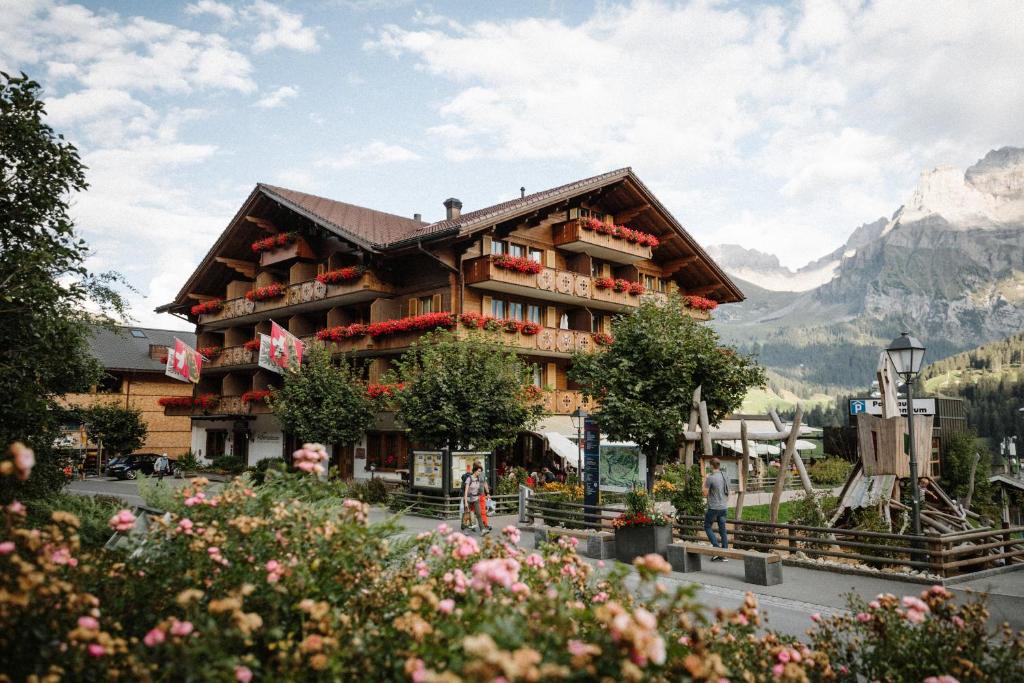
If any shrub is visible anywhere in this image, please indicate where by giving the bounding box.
[136,473,181,512]
[246,457,287,486]
[666,464,704,534]
[209,455,246,474]
[23,492,122,550]
[809,457,853,487]
[787,490,836,551]
[348,477,389,504]
[496,467,528,496]
[176,450,202,471]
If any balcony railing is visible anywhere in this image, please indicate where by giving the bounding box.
[534,390,593,415]
[463,255,666,312]
[552,219,653,264]
[197,271,394,327]
[162,394,272,417]
[204,345,256,370]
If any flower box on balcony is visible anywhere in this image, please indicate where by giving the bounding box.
[553,219,655,264]
[258,235,316,267]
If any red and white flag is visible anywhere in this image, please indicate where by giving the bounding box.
[267,321,305,372]
[165,338,203,383]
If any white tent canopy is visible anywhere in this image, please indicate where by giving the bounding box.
[542,432,580,469]
[718,440,780,456]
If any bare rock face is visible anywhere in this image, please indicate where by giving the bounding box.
[710,146,1024,391]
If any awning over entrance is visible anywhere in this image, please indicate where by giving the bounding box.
[543,432,581,470]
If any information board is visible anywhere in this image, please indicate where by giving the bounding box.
[583,417,601,524]
[412,450,444,490]
[598,444,645,492]
[450,452,491,494]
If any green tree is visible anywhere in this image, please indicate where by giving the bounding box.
[79,404,147,458]
[940,430,994,514]
[271,345,374,446]
[0,72,128,501]
[388,329,545,450]
[570,294,766,488]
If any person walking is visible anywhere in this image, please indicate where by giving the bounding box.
[462,465,483,533]
[703,458,730,561]
[459,468,474,530]
[474,463,492,534]
[154,453,171,481]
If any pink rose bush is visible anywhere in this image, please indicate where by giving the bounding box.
[292,443,329,475]
[1,463,1022,681]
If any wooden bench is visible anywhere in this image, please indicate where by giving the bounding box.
[531,526,616,560]
[667,542,783,586]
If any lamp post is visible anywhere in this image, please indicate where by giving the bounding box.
[886,332,926,536]
[570,407,587,473]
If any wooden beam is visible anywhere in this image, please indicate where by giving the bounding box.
[245,215,278,233]
[661,255,698,273]
[736,420,750,520]
[214,257,257,278]
[614,204,650,223]
[770,405,803,524]
[186,293,218,302]
[686,284,722,296]
[683,385,701,467]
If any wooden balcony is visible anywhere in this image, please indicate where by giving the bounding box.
[197,271,394,329]
[553,219,653,264]
[535,390,593,415]
[204,345,256,371]
[479,326,596,356]
[259,236,316,267]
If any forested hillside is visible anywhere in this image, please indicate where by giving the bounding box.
[921,331,1024,451]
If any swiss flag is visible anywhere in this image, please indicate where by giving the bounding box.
[270,321,305,371]
[166,338,202,383]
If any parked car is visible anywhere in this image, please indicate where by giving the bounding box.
[105,453,162,480]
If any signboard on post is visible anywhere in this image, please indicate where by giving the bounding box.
[411,450,444,490]
[598,444,646,493]
[165,337,202,383]
[849,398,935,416]
[449,451,492,495]
[583,417,600,525]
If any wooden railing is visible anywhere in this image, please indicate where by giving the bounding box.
[389,491,521,519]
[553,218,653,263]
[197,271,394,325]
[523,493,1024,577]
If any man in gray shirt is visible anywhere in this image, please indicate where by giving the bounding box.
[703,457,730,561]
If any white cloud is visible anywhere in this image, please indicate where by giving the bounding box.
[185,0,237,24]
[315,141,421,169]
[254,85,298,108]
[246,1,322,53]
[367,0,1024,265]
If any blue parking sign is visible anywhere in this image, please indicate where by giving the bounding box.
[849,400,867,415]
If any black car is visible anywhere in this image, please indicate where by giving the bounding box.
[105,453,161,480]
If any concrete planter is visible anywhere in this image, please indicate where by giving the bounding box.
[614,524,672,563]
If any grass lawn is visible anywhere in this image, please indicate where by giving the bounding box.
[731,496,838,524]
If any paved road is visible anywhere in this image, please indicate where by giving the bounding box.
[69,480,1024,639]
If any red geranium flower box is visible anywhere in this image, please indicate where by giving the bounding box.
[245,283,286,301]
[316,266,365,285]
[251,233,296,254]
[243,339,261,352]
[190,299,223,316]
[493,254,542,274]
[241,389,272,404]
[685,295,719,312]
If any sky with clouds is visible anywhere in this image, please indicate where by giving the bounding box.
[2,0,1022,330]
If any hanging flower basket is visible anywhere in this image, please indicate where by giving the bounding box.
[612,279,630,293]
[190,299,223,316]
[197,346,222,359]
[520,321,541,336]
[594,277,615,290]
[241,389,272,404]
[627,282,646,296]
[316,266,365,285]
[243,339,261,352]
[593,332,614,346]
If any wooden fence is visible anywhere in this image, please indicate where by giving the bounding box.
[389,490,520,519]
[523,493,1024,578]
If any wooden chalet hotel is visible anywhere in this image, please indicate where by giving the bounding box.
[157,168,743,481]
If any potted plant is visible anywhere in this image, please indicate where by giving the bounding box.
[613,485,672,562]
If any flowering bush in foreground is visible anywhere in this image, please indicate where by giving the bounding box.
[1,444,1021,682]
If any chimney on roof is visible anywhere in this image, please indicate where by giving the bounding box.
[443,197,462,221]
[520,186,525,198]
[414,213,422,222]
[149,344,168,361]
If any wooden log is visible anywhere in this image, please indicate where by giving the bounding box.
[735,420,750,520]
[964,452,980,510]
[698,400,713,458]
[683,386,700,467]
[770,409,813,494]
[769,405,803,524]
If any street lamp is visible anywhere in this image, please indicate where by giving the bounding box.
[570,407,588,473]
[887,332,926,536]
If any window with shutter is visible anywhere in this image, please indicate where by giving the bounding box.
[508,243,525,258]
[527,305,541,324]
[407,298,420,316]
[482,295,493,315]
[431,293,442,312]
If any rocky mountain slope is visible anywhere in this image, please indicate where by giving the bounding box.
[710,146,1024,394]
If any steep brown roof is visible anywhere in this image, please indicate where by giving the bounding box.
[411,167,632,240]
[259,184,426,248]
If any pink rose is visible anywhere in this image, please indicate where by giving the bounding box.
[438,599,455,614]
[810,613,821,622]
[144,628,166,647]
[777,650,791,663]
[235,665,253,682]
[856,612,871,623]
[7,500,26,516]
[170,619,194,637]
[502,526,521,544]
[0,541,14,555]
[10,443,35,480]
[772,663,784,677]
[951,615,965,629]
[108,509,136,532]
[87,643,105,658]
[77,615,99,630]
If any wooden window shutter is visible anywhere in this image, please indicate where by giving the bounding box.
[317,263,326,275]
[544,249,556,268]
[545,306,557,328]
[482,235,492,256]
[601,263,612,278]
[431,293,442,312]
[407,298,419,316]
[481,295,493,315]
[601,316,611,333]
[546,363,557,387]
[568,207,580,220]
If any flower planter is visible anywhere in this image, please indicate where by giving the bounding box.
[614,524,672,563]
